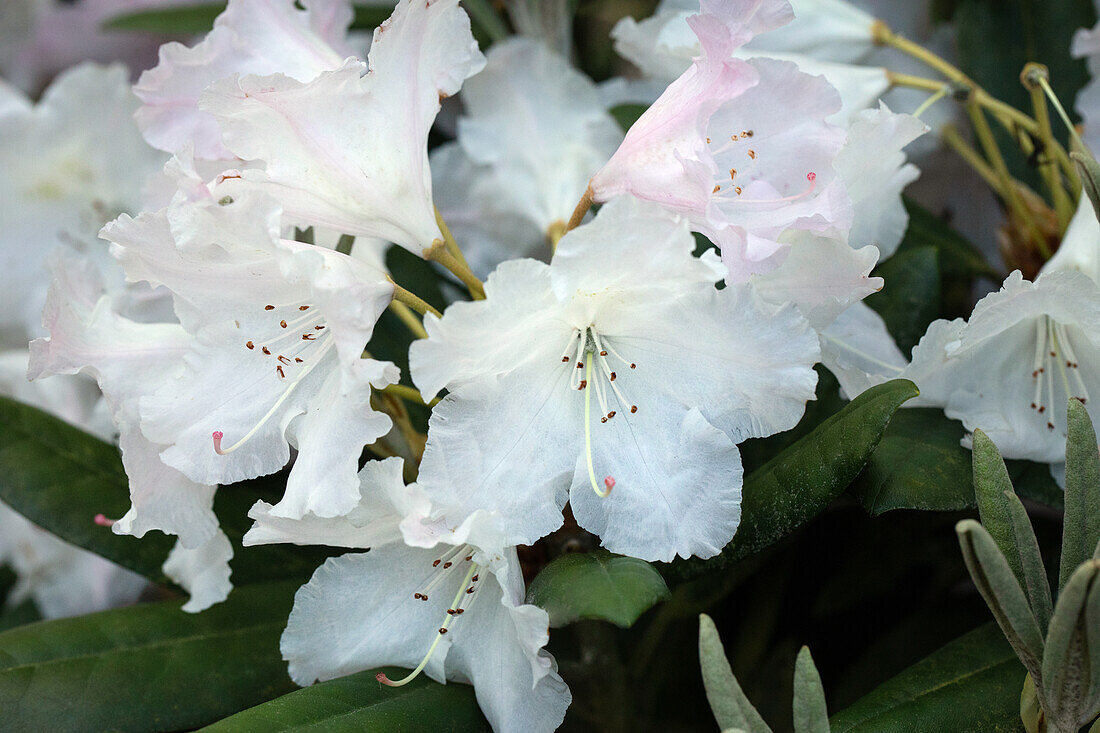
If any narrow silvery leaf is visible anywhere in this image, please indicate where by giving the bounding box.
[792,647,829,733]
[1061,399,1100,591]
[956,520,1046,678]
[1041,559,1100,731]
[1084,568,1100,720]
[972,430,1054,632]
[699,614,773,733]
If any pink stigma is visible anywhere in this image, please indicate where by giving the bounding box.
[93,513,115,527]
[212,431,226,455]
[806,172,816,182]
[604,476,616,493]
[377,672,397,686]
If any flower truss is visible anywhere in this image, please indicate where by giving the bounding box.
[12,0,1100,729]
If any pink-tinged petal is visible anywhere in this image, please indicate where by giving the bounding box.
[134,0,359,160]
[200,0,485,252]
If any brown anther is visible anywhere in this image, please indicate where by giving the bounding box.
[280,320,287,328]
[630,405,638,413]
[1032,370,1039,377]
[264,304,275,310]
[1050,351,1057,357]
[276,366,285,379]
[745,130,754,137]
[562,356,570,362]
[465,556,473,562]
[278,355,291,365]
[471,574,478,582]
[443,561,452,569]
[315,325,325,330]
[246,341,254,350]
[439,628,448,634]
[629,363,636,369]
[1048,422,1055,430]
[610,372,617,381]
[608,411,616,419]
[413,592,425,600]
[1039,406,1046,413]
[599,350,607,356]
[466,587,475,594]
[578,380,587,390]
[447,608,457,615]
[729,168,736,179]
[748,149,757,159]
[432,559,441,567]
[299,305,310,311]
[734,186,743,195]
[295,357,303,363]
[454,608,464,614]
[1068,361,1073,368]
[601,417,607,423]
[712,184,721,194]
[302,334,316,340]
[706,137,711,144]
[1031,402,1037,409]
[576,362,584,369]
[261,346,271,355]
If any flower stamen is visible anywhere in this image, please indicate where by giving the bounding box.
[378,561,479,688]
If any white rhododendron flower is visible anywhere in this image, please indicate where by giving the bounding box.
[432,37,622,275]
[199,0,485,252]
[592,1,854,278]
[0,62,165,343]
[104,187,398,520]
[901,199,1100,465]
[0,500,147,618]
[134,0,363,161]
[247,458,571,733]
[1073,22,1100,152]
[409,198,819,561]
[609,0,890,122]
[29,255,233,611]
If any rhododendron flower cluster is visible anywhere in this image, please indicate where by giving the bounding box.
[4,0,1100,730]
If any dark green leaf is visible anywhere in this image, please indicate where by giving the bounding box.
[1007,458,1065,508]
[1061,398,1100,590]
[461,0,510,43]
[972,430,1053,632]
[0,395,337,587]
[200,667,489,732]
[525,551,669,628]
[610,103,647,132]
[0,395,173,583]
[866,247,941,357]
[849,408,974,515]
[899,198,1000,283]
[0,582,298,732]
[667,379,919,581]
[0,601,40,635]
[829,624,1026,732]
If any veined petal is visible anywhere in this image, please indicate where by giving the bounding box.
[410,258,564,399]
[571,406,743,561]
[134,0,359,160]
[819,301,908,398]
[201,0,485,252]
[282,548,570,733]
[749,234,882,328]
[415,361,578,548]
[163,531,234,613]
